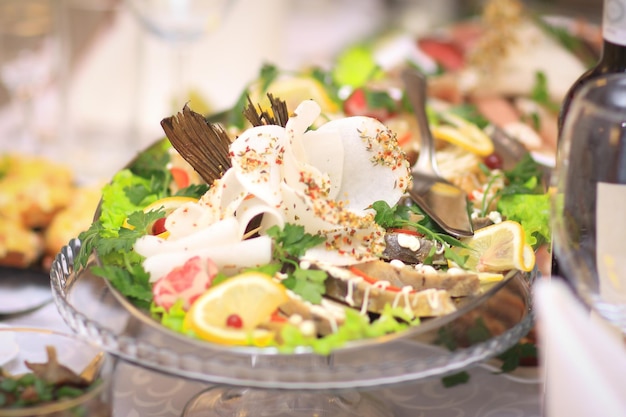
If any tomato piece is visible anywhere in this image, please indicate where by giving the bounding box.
[348,266,414,293]
[417,38,465,72]
[270,311,288,323]
[343,88,393,121]
[170,167,190,189]
[152,217,167,235]
[387,228,422,236]
[396,131,412,147]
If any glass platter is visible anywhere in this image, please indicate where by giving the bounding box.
[50,237,535,390]
[48,125,537,390]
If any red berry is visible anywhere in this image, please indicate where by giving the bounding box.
[483,153,503,170]
[152,217,168,235]
[226,314,243,329]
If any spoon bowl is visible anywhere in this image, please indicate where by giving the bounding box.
[400,68,474,238]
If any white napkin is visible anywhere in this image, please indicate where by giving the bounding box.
[534,279,626,417]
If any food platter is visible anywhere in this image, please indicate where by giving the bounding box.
[46,0,561,390]
[50,236,534,389]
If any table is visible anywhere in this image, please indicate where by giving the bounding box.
[5,301,542,417]
[2,1,545,414]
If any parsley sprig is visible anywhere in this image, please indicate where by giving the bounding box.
[265,224,327,304]
[371,200,468,267]
[78,209,163,309]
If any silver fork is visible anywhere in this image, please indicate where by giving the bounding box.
[401,68,474,238]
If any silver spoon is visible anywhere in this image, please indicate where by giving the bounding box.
[401,68,474,238]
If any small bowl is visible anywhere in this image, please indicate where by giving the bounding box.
[0,327,114,417]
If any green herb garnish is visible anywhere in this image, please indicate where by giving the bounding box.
[530,71,560,113]
[266,224,327,304]
[371,200,469,267]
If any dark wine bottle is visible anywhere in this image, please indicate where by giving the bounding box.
[558,0,626,131]
[553,0,626,278]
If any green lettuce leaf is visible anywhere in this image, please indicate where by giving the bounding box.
[497,193,551,248]
[278,306,419,355]
[99,169,159,234]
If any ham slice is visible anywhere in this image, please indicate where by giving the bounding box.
[152,256,218,311]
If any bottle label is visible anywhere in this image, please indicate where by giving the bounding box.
[596,182,626,303]
[604,0,626,45]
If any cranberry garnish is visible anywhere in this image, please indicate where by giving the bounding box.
[226,314,243,329]
[483,152,503,170]
[152,217,167,235]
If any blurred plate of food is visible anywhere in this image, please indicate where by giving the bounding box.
[0,153,105,268]
[0,153,104,315]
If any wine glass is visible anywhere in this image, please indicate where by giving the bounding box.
[0,0,63,155]
[551,72,626,332]
[125,0,233,112]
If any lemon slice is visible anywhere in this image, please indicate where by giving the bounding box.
[249,76,339,115]
[476,272,505,284]
[142,196,199,213]
[453,220,535,273]
[184,271,289,346]
[123,196,198,238]
[522,243,536,272]
[431,113,494,157]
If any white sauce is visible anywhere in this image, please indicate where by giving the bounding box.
[389,259,405,269]
[300,320,316,337]
[392,286,414,316]
[414,263,437,275]
[447,267,466,276]
[487,211,503,224]
[372,280,391,290]
[423,288,440,310]
[360,285,371,315]
[397,233,421,252]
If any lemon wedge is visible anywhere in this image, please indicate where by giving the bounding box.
[476,272,505,284]
[452,220,535,273]
[431,112,494,157]
[249,76,339,115]
[184,271,289,346]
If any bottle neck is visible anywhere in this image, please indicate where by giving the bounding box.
[599,39,626,68]
[603,0,626,47]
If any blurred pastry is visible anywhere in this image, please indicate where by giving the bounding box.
[0,154,74,229]
[0,215,43,268]
[43,181,104,263]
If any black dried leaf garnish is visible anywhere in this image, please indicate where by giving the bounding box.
[243,93,289,128]
[269,93,289,127]
[160,104,232,184]
[24,346,88,386]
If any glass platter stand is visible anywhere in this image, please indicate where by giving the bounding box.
[49,142,536,417]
